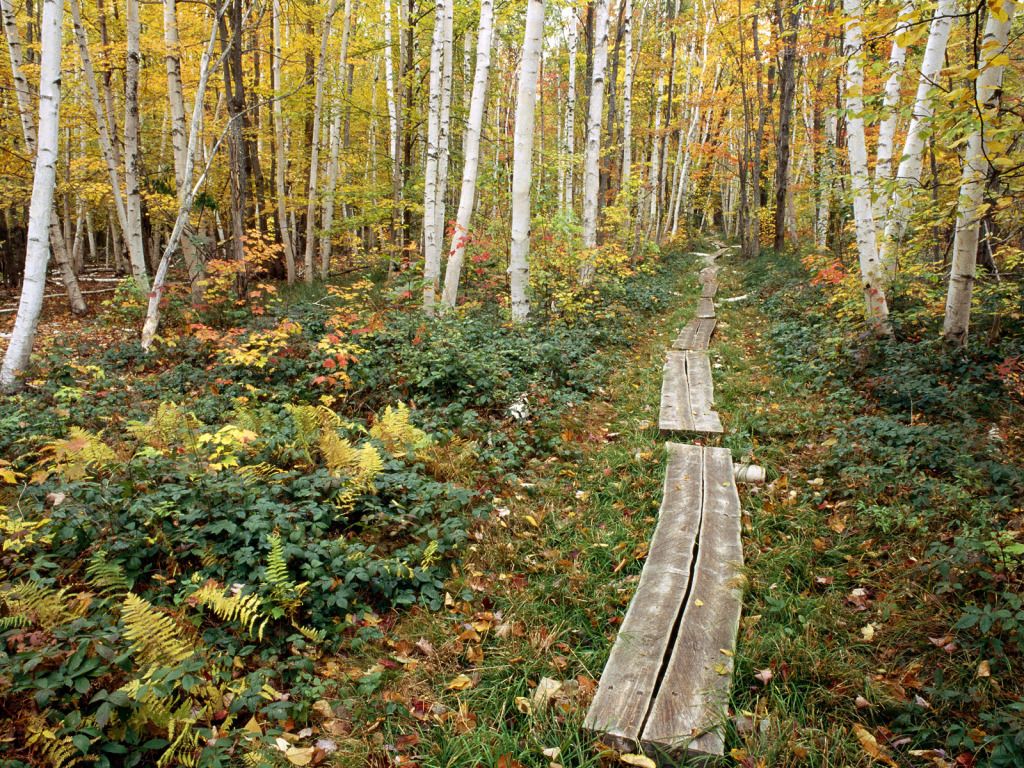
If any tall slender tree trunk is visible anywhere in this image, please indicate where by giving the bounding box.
[441,0,494,307]
[164,0,203,302]
[302,0,338,284]
[872,0,914,226]
[772,0,801,251]
[878,0,954,276]
[579,0,609,283]
[843,0,890,334]
[124,0,150,289]
[509,0,545,321]
[943,0,1017,345]
[1,0,86,315]
[620,0,633,193]
[272,0,296,283]
[321,0,353,278]
[562,15,579,212]
[1,0,64,391]
[422,0,446,311]
[435,0,454,241]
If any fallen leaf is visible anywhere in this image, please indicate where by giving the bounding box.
[285,747,316,766]
[755,668,774,685]
[446,674,474,691]
[514,696,532,715]
[542,747,561,760]
[532,677,563,707]
[855,696,871,709]
[909,750,954,768]
[852,724,898,767]
[496,755,526,768]
[861,623,877,642]
[976,660,990,678]
[620,754,657,768]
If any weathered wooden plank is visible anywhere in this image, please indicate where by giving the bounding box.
[697,297,716,319]
[672,320,700,351]
[684,352,723,433]
[583,443,705,751]
[698,266,719,284]
[701,281,718,299]
[693,318,717,350]
[641,447,744,757]
[659,351,694,432]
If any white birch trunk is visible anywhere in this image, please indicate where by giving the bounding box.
[621,0,634,192]
[509,0,545,322]
[302,0,339,284]
[843,0,890,333]
[272,0,296,283]
[124,0,149,289]
[383,0,399,166]
[943,0,1016,345]
[878,0,955,276]
[1,0,64,391]
[1,0,86,315]
[579,0,609,281]
[441,0,494,308]
[562,15,579,212]
[436,0,455,242]
[872,0,915,225]
[141,3,224,349]
[164,0,203,302]
[422,0,446,311]
[320,0,353,278]
[816,110,837,248]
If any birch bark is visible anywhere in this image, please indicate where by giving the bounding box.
[878,0,954,275]
[441,0,494,307]
[124,0,150,288]
[843,0,890,333]
[422,0,446,311]
[1,0,64,390]
[579,0,609,282]
[943,0,1017,345]
[272,0,297,283]
[509,0,545,321]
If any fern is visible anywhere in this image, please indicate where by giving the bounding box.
[38,428,117,481]
[1,581,85,628]
[126,402,203,456]
[193,583,268,640]
[121,593,194,668]
[0,614,29,631]
[294,623,326,644]
[26,716,93,768]
[369,402,430,456]
[85,551,131,596]
[237,461,287,485]
[265,534,308,612]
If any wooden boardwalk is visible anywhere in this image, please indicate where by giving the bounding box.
[587,245,745,761]
[660,350,723,433]
[583,444,744,757]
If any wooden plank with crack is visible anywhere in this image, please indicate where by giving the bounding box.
[697,297,716,319]
[641,446,744,758]
[701,281,718,299]
[659,351,694,432]
[684,352,723,433]
[672,319,717,352]
[583,443,705,751]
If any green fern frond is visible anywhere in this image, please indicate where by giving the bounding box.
[0,614,29,631]
[193,584,268,640]
[265,533,291,594]
[121,593,193,668]
[85,551,131,596]
[294,623,326,644]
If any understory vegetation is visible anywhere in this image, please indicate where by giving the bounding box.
[0,245,684,767]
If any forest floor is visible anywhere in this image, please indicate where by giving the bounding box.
[2,245,1022,767]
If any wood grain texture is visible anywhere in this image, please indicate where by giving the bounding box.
[696,297,716,319]
[698,266,719,284]
[641,447,744,757]
[583,443,704,750]
[684,352,723,433]
[693,318,717,349]
[672,319,717,351]
[659,351,693,431]
[701,281,718,299]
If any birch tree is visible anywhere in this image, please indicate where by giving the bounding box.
[843,0,890,333]
[877,0,955,276]
[943,0,1017,345]
[422,0,446,312]
[302,0,339,284]
[1,0,65,391]
[124,0,150,288]
[620,0,634,192]
[441,0,495,308]
[272,0,297,283]
[509,0,545,322]
[0,0,86,315]
[562,13,579,212]
[579,0,610,284]
[321,0,354,278]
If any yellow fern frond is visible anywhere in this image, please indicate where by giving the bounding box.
[1,581,85,628]
[85,551,131,596]
[121,593,193,668]
[193,584,268,640]
[319,430,359,475]
[353,444,384,490]
[126,402,203,454]
[38,428,118,481]
[237,462,287,485]
[369,403,430,456]
[294,623,325,644]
